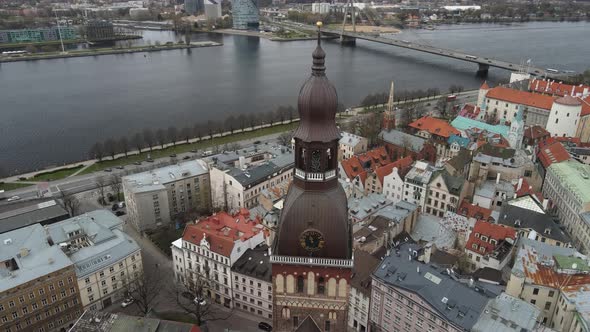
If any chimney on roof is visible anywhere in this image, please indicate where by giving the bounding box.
[517,178,523,191]
[496,173,501,184]
[542,199,549,211]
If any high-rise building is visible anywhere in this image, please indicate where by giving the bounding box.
[232,0,259,30]
[270,23,353,332]
[185,0,204,15]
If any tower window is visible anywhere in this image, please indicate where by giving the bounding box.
[325,320,331,331]
[297,276,304,293]
[318,277,325,295]
[293,316,299,328]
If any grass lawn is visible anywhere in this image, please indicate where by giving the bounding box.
[23,165,84,182]
[147,227,184,257]
[80,122,298,175]
[0,182,34,192]
[155,311,199,324]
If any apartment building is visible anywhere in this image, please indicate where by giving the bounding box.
[379,129,437,163]
[172,210,266,308]
[542,160,590,253]
[402,161,438,211]
[506,238,590,327]
[209,147,293,211]
[0,224,83,332]
[45,210,142,310]
[348,250,381,332]
[424,170,466,217]
[407,116,461,160]
[464,221,516,272]
[364,156,413,196]
[370,243,491,332]
[123,159,211,232]
[231,244,273,320]
[338,131,368,161]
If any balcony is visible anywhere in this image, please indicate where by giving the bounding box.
[270,255,353,268]
[294,168,337,182]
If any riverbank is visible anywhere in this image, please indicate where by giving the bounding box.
[212,29,337,42]
[0,41,221,63]
[0,35,142,50]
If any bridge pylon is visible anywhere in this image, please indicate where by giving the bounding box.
[477,63,489,76]
[340,0,357,46]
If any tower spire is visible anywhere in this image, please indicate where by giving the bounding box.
[387,81,395,113]
[312,21,325,76]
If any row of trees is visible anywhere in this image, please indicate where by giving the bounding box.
[88,106,297,161]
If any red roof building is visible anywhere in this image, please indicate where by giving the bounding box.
[486,86,555,110]
[523,125,550,148]
[182,209,266,258]
[408,116,461,139]
[340,146,391,183]
[529,78,590,98]
[458,200,494,222]
[537,138,571,169]
[466,221,516,256]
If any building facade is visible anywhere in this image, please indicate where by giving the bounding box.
[232,0,259,30]
[231,244,273,320]
[402,161,438,211]
[424,170,466,217]
[0,224,83,332]
[338,131,368,161]
[0,27,78,43]
[45,210,142,311]
[123,159,211,232]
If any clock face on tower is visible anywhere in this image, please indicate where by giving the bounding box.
[299,229,325,252]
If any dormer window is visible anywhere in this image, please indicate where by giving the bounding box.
[514,220,521,227]
[490,239,497,246]
[474,233,479,238]
[544,228,551,235]
[479,247,486,253]
[472,243,478,250]
[480,235,488,242]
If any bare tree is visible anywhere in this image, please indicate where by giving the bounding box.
[206,120,216,138]
[60,191,80,217]
[265,110,276,126]
[95,176,108,206]
[132,133,145,154]
[110,175,122,201]
[89,142,104,161]
[247,114,257,129]
[357,113,382,147]
[167,126,179,146]
[227,142,241,151]
[180,127,192,144]
[125,270,163,316]
[118,137,130,157]
[156,129,167,148]
[143,128,155,151]
[104,138,118,160]
[278,131,292,147]
[236,114,247,132]
[224,115,237,134]
[171,271,233,326]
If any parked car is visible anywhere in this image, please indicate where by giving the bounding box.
[121,298,134,308]
[190,149,198,153]
[258,322,272,331]
[104,168,112,172]
[112,204,119,211]
[133,161,142,165]
[7,196,20,202]
[146,159,154,163]
[18,177,27,181]
[170,154,177,158]
[115,211,126,216]
[253,140,261,145]
[193,297,207,306]
[183,156,190,160]
[116,165,124,170]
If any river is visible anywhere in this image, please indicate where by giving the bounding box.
[1,21,589,174]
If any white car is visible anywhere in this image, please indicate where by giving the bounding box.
[121,298,134,308]
[194,297,206,306]
[7,196,20,202]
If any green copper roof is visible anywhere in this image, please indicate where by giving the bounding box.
[554,255,590,272]
[451,116,509,138]
[548,160,590,203]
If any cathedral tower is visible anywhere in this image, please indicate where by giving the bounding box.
[270,22,353,332]
[382,81,396,131]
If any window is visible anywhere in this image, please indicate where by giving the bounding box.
[325,321,330,331]
[531,299,536,305]
[297,276,304,293]
[293,316,299,327]
[533,288,539,295]
[548,291,555,297]
[318,277,325,295]
[85,277,90,284]
[545,301,551,310]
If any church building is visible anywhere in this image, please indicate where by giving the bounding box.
[270,22,354,332]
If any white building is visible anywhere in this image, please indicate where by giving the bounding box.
[204,0,222,19]
[348,250,381,332]
[546,95,582,138]
[402,161,438,211]
[172,210,266,308]
[382,166,404,204]
[45,210,142,310]
[311,2,331,14]
[123,160,211,232]
[424,170,465,218]
[231,244,273,320]
[209,147,293,211]
[339,131,368,161]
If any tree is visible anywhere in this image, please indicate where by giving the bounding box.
[167,126,179,146]
[357,113,382,147]
[247,114,257,129]
[104,138,118,160]
[436,97,449,119]
[89,142,104,161]
[170,272,233,326]
[227,142,241,151]
[156,128,167,148]
[95,176,108,206]
[125,270,163,316]
[224,115,236,134]
[265,111,276,126]
[110,175,122,201]
[118,137,130,157]
[131,133,144,154]
[193,124,204,141]
[60,191,80,216]
[143,129,155,151]
[278,131,292,147]
[180,127,192,144]
[236,114,247,132]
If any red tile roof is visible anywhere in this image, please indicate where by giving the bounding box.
[459,104,481,119]
[408,116,460,138]
[182,210,264,257]
[523,125,550,141]
[466,221,516,256]
[555,136,582,146]
[581,96,590,117]
[529,78,590,97]
[374,156,414,184]
[341,147,390,181]
[480,81,490,90]
[458,200,494,222]
[537,139,570,168]
[514,178,545,202]
[486,86,555,110]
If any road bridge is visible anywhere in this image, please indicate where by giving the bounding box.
[275,21,569,79]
